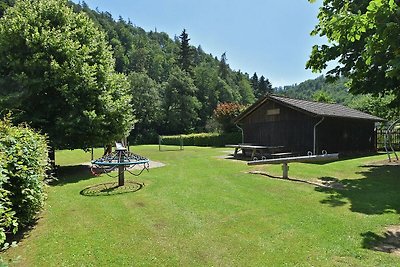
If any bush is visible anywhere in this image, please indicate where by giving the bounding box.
[160,132,241,147]
[213,103,245,133]
[0,153,17,246]
[0,117,47,246]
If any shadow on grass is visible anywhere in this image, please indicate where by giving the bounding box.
[315,165,400,215]
[2,218,40,254]
[48,165,96,186]
[361,227,400,255]
[80,181,144,197]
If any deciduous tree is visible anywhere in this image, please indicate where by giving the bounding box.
[307,0,400,105]
[312,90,335,103]
[213,102,245,133]
[0,0,134,149]
[128,72,162,142]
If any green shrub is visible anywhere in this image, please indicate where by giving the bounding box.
[0,153,17,246]
[160,132,241,147]
[0,118,47,245]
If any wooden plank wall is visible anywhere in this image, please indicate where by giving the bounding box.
[241,100,316,153]
[240,99,377,154]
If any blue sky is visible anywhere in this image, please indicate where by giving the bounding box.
[73,0,326,87]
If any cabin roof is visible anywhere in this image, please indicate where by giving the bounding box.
[234,94,385,123]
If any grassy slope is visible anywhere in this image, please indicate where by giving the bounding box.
[2,146,400,266]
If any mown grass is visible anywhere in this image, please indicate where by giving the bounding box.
[2,146,400,266]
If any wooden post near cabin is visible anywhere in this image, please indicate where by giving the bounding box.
[282,163,289,179]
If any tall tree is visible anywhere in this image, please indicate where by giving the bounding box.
[256,75,273,98]
[219,52,229,79]
[194,62,220,130]
[236,73,256,104]
[0,0,134,150]
[307,0,400,105]
[178,29,194,74]
[128,72,162,142]
[162,67,200,134]
[250,72,259,96]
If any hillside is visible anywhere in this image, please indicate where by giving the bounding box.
[275,76,399,121]
[0,0,277,142]
[275,76,354,105]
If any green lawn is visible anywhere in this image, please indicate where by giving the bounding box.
[2,146,400,266]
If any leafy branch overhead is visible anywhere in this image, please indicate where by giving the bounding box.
[307,0,400,105]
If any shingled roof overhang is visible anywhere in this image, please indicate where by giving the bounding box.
[234,94,385,124]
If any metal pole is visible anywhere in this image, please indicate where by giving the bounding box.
[313,117,325,155]
[118,151,125,186]
[118,166,124,186]
[236,124,244,144]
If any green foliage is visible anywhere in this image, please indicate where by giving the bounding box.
[312,90,335,103]
[178,29,194,75]
[70,2,258,137]
[250,72,273,100]
[0,153,17,246]
[276,76,353,104]
[277,75,398,120]
[349,93,400,121]
[162,67,201,134]
[0,117,47,246]
[0,0,13,17]
[307,0,400,105]
[0,0,134,149]
[161,132,241,147]
[128,72,162,143]
[256,75,273,99]
[218,53,229,80]
[213,102,245,133]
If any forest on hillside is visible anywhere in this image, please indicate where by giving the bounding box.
[275,76,399,121]
[0,0,273,144]
[71,2,276,142]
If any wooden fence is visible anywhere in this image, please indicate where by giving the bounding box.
[376,129,400,150]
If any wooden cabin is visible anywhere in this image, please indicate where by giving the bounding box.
[234,94,385,155]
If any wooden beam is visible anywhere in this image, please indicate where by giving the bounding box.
[247,153,339,166]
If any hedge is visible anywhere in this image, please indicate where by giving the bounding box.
[160,132,242,147]
[0,118,47,246]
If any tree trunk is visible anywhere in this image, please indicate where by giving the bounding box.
[48,146,57,177]
[103,144,112,155]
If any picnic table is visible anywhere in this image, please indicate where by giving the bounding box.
[226,144,286,159]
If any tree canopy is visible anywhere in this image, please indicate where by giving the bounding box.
[0,0,272,143]
[0,0,134,149]
[307,0,400,105]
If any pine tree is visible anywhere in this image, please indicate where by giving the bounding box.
[178,29,193,74]
[256,75,273,98]
[250,72,259,97]
[219,52,229,80]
